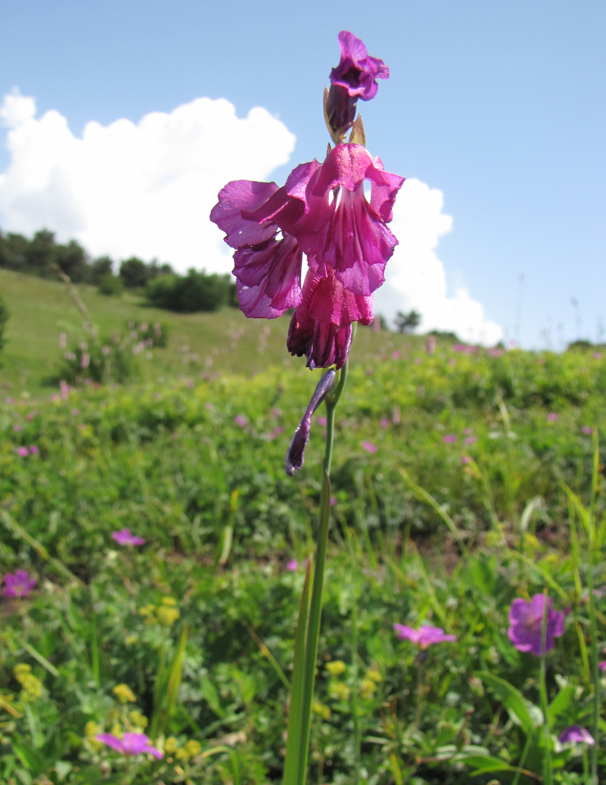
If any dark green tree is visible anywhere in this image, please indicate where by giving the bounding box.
[55,239,88,282]
[24,229,56,277]
[119,257,149,288]
[90,256,114,284]
[395,309,421,333]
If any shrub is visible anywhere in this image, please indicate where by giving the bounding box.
[145,269,237,313]
[125,319,169,348]
[58,334,140,386]
[98,274,124,296]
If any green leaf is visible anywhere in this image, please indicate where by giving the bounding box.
[548,684,575,725]
[475,671,539,735]
[200,675,224,718]
[283,556,313,785]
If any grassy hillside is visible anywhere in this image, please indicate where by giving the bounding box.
[0,268,419,394]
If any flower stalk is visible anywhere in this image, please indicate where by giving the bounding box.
[539,589,553,785]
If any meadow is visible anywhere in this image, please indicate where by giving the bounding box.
[1,269,605,784]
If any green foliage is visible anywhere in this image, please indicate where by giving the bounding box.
[0,351,604,782]
[395,309,421,333]
[145,268,238,313]
[98,273,125,296]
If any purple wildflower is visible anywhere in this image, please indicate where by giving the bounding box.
[593,352,602,360]
[286,559,298,572]
[581,426,593,435]
[29,446,39,454]
[16,446,29,457]
[380,417,390,428]
[285,370,335,475]
[547,412,559,422]
[507,594,565,656]
[463,435,477,445]
[13,424,23,432]
[361,441,377,453]
[443,434,457,444]
[394,624,456,649]
[4,570,37,597]
[111,529,145,546]
[211,142,403,370]
[558,726,595,745]
[235,414,247,427]
[316,415,327,427]
[95,732,163,759]
[461,455,471,465]
[598,661,606,671]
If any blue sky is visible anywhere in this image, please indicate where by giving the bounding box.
[0,0,604,347]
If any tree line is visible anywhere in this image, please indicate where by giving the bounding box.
[0,228,238,313]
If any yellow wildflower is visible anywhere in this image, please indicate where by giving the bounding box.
[329,681,350,701]
[129,711,148,729]
[312,701,331,720]
[325,660,346,676]
[157,605,180,627]
[164,736,179,754]
[113,684,136,704]
[185,740,201,757]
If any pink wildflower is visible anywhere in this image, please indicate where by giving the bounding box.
[4,570,37,597]
[286,559,298,572]
[581,426,593,435]
[443,434,457,444]
[29,446,39,454]
[559,726,595,745]
[111,529,145,546]
[96,732,163,759]
[361,441,377,453]
[16,446,29,457]
[394,623,456,649]
[463,435,477,445]
[547,412,559,422]
[235,414,247,427]
[380,418,390,428]
[507,594,565,656]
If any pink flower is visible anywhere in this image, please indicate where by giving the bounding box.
[235,414,247,427]
[273,426,285,436]
[95,732,163,759]
[111,529,145,546]
[316,415,327,427]
[507,594,565,656]
[211,143,403,370]
[463,436,477,445]
[581,426,593,435]
[16,446,29,457]
[559,726,594,745]
[598,661,606,671]
[593,352,602,360]
[443,434,457,444]
[547,412,559,422]
[463,428,473,435]
[330,495,336,506]
[81,352,90,369]
[286,559,298,571]
[391,350,400,359]
[380,418,390,428]
[29,446,39,454]
[12,424,22,432]
[461,455,471,465]
[394,623,456,649]
[4,570,37,597]
[361,441,377,453]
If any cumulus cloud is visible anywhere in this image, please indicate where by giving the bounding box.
[0,90,296,272]
[374,178,503,345]
[0,90,501,343]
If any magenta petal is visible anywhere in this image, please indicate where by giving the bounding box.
[285,370,336,475]
[233,234,303,318]
[210,180,279,248]
[96,733,125,753]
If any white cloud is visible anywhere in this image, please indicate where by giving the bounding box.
[0,90,296,271]
[374,178,503,345]
[0,90,502,344]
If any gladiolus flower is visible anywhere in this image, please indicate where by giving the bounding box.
[394,624,456,649]
[4,570,37,597]
[95,732,163,759]
[507,594,565,656]
[112,529,145,546]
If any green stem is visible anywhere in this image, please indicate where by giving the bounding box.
[295,361,348,785]
[539,590,552,785]
[351,587,361,785]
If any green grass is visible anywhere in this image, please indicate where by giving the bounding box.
[1,268,606,783]
[0,268,417,394]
